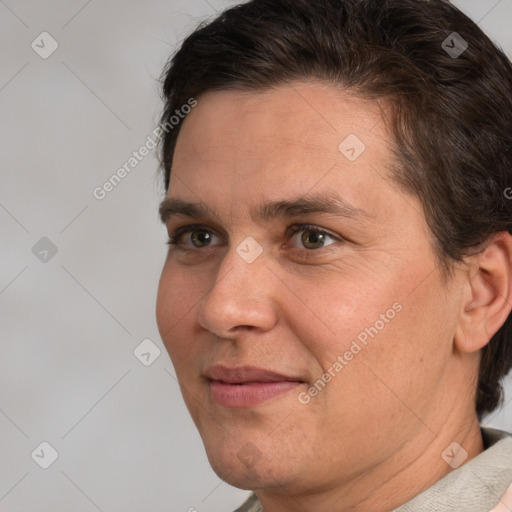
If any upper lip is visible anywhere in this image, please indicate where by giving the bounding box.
[204,365,304,384]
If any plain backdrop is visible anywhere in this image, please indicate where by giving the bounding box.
[1,0,511,510]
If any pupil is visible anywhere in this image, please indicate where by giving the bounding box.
[302,230,324,249]
[192,231,210,247]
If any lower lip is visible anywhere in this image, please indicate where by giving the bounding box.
[208,380,302,408]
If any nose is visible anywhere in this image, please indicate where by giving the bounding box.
[196,246,278,338]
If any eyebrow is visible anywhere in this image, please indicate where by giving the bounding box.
[159,193,371,225]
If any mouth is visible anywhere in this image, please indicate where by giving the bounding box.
[204,365,305,408]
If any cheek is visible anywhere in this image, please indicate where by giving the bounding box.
[156,264,204,364]
[288,264,452,400]
[276,269,401,366]
[315,271,454,426]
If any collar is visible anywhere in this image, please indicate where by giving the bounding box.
[394,427,512,512]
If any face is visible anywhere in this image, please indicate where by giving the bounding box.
[156,82,466,495]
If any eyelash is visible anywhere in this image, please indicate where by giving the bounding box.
[166,223,343,252]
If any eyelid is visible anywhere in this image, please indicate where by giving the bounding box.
[285,223,341,241]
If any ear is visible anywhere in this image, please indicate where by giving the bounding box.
[454,232,512,353]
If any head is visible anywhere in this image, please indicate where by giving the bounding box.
[155,0,512,500]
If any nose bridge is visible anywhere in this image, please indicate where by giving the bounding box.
[197,242,276,335]
[213,233,268,296]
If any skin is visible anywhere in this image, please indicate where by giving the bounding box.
[156,81,512,512]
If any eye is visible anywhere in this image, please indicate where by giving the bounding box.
[286,224,340,250]
[167,224,222,249]
[167,223,342,252]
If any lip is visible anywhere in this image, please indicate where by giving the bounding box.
[204,365,305,408]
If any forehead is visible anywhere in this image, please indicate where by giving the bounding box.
[168,82,399,223]
[172,81,390,166]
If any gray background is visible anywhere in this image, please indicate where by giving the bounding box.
[1,0,511,510]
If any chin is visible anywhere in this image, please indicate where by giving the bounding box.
[203,441,285,490]
[210,463,260,490]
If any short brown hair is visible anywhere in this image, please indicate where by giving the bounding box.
[158,0,512,419]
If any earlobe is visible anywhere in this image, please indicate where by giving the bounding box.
[454,232,512,354]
